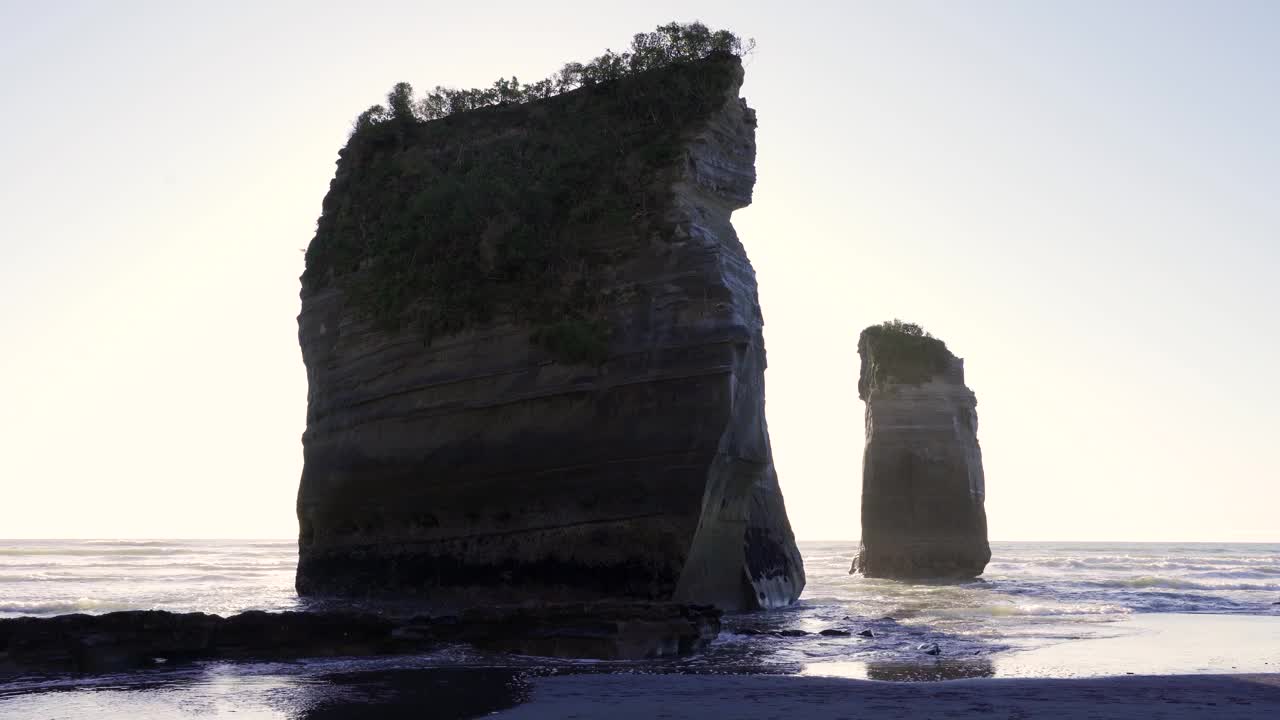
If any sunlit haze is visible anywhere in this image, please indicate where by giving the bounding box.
[2,1,1276,541]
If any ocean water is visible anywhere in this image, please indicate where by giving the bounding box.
[2,539,1278,669]
[734,541,1280,678]
[2,539,1279,717]
[0,539,299,618]
[3,539,1277,620]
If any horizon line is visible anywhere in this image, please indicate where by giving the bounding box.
[2,537,1278,544]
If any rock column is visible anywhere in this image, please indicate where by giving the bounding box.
[295,57,804,610]
[852,323,990,579]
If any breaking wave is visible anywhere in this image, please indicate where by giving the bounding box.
[1086,576,1280,592]
[0,598,143,616]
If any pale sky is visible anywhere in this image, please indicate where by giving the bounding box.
[1,1,1276,541]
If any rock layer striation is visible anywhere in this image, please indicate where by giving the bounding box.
[296,57,803,610]
[852,325,990,579]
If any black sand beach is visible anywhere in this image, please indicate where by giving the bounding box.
[501,673,1280,719]
[7,669,1277,719]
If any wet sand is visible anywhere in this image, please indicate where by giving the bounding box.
[499,614,1280,718]
[7,669,1275,719]
[3,614,1279,718]
[798,612,1280,679]
[497,673,1280,719]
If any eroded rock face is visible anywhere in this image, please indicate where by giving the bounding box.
[851,326,990,579]
[296,58,803,610]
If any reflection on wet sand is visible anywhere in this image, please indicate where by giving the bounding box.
[800,658,996,681]
[865,659,995,682]
[291,668,531,720]
[0,665,534,720]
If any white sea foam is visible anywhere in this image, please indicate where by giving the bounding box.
[0,598,143,616]
[1085,575,1280,591]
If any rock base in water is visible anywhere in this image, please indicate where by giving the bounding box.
[852,322,990,580]
[0,603,720,674]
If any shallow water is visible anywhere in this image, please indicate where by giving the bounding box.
[0,539,299,617]
[2,539,1277,665]
[3,539,1279,718]
[723,540,1280,670]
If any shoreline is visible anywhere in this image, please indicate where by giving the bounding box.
[2,613,1278,718]
[797,612,1280,680]
[4,536,1279,718]
[9,668,1275,719]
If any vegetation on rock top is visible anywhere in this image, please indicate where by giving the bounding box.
[302,22,753,364]
[353,22,754,130]
[861,319,955,386]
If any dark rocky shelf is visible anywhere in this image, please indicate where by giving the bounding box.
[0,602,720,674]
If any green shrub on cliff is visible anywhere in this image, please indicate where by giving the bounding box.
[862,319,953,386]
[347,23,752,130]
[303,23,750,364]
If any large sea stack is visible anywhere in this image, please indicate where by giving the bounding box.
[852,322,990,579]
[295,52,804,610]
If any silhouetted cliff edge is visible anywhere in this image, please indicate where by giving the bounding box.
[297,55,804,610]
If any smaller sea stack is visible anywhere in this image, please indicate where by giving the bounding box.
[852,321,990,579]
